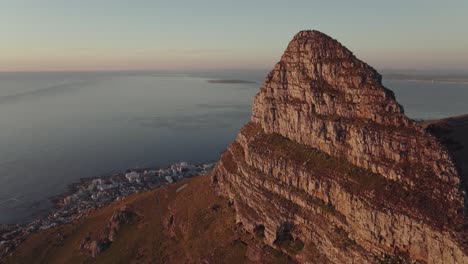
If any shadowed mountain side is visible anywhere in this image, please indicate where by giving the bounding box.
[422,114,468,204]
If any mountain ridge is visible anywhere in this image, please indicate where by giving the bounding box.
[213,30,466,263]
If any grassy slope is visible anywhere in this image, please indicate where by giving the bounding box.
[6,175,291,264]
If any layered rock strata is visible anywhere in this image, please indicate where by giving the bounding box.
[213,30,467,263]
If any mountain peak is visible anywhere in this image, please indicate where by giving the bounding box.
[287,30,358,64]
[292,29,336,40]
[214,31,466,263]
[281,30,383,86]
[253,30,461,191]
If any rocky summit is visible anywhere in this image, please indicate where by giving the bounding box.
[5,31,467,264]
[213,30,467,263]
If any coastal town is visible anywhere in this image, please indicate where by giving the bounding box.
[0,161,215,258]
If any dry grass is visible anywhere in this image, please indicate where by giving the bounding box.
[246,124,456,227]
[7,175,292,264]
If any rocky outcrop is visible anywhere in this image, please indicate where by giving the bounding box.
[79,205,137,258]
[213,30,467,263]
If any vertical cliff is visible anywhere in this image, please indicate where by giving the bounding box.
[213,30,467,263]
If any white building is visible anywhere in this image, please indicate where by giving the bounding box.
[165,176,174,183]
[125,171,140,183]
[203,163,215,171]
[144,170,157,176]
[97,183,119,191]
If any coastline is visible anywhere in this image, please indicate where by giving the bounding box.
[384,77,468,85]
[0,161,216,257]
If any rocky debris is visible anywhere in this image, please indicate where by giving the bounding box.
[1,161,215,259]
[107,205,137,242]
[165,213,177,238]
[79,205,138,258]
[80,236,110,258]
[89,240,109,258]
[213,30,467,263]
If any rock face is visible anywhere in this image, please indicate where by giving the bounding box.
[213,30,467,263]
[79,206,137,258]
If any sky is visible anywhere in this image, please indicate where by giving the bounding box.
[1,0,467,72]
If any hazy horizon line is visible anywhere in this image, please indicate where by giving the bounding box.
[1,67,467,75]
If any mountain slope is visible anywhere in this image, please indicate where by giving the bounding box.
[212,30,467,263]
[6,175,293,264]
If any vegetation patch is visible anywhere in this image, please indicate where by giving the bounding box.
[245,124,452,227]
[320,201,336,214]
[376,252,411,264]
[253,224,265,239]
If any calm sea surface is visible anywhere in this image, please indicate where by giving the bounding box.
[0,71,467,223]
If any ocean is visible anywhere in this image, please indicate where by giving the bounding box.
[0,70,467,223]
